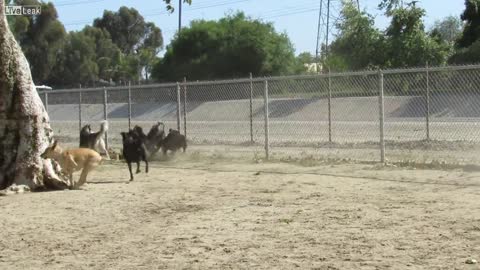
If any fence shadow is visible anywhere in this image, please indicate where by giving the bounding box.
[253,98,318,119]
[107,102,178,120]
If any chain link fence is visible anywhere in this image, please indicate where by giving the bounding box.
[39,64,480,165]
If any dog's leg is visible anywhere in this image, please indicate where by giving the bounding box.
[127,161,134,181]
[98,139,110,160]
[145,158,149,174]
[69,173,75,189]
[76,168,88,189]
[136,161,141,174]
[77,160,98,188]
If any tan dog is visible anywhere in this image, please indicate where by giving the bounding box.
[41,140,102,189]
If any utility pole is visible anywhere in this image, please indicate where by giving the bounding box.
[356,0,360,10]
[325,0,330,60]
[178,0,182,32]
[315,0,324,61]
[315,0,341,72]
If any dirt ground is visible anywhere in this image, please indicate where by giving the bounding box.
[2,156,480,270]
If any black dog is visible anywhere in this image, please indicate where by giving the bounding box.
[132,122,165,159]
[161,129,187,155]
[79,124,91,148]
[120,129,148,181]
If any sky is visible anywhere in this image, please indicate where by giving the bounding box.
[51,0,466,55]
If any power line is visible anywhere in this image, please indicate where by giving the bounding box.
[55,0,104,7]
[263,8,321,19]
[144,0,251,17]
[64,0,252,26]
[254,0,318,16]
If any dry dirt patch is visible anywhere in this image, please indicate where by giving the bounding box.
[1,159,480,269]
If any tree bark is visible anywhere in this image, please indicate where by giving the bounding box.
[0,0,69,192]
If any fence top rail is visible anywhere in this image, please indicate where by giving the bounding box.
[38,82,179,94]
[37,64,480,94]
[183,71,378,85]
[382,64,480,74]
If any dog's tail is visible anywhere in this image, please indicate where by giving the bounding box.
[158,122,165,133]
[99,120,109,134]
[94,120,108,142]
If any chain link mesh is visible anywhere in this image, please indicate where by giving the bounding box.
[130,84,178,144]
[37,65,480,164]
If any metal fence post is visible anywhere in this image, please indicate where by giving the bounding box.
[378,70,385,164]
[78,91,82,132]
[426,62,430,141]
[176,82,181,132]
[128,81,132,130]
[183,77,187,138]
[103,87,108,151]
[264,79,270,160]
[328,68,332,143]
[249,72,254,143]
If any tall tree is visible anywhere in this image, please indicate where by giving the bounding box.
[430,16,463,45]
[0,0,68,191]
[327,1,385,71]
[457,0,480,48]
[92,7,163,82]
[449,0,480,64]
[152,12,297,81]
[8,0,66,85]
[50,31,98,87]
[93,7,163,55]
[0,0,191,192]
[378,0,404,14]
[384,6,450,67]
[82,26,122,83]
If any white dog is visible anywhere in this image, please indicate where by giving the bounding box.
[79,120,110,160]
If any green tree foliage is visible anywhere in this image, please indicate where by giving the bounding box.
[152,12,296,81]
[6,0,187,87]
[294,52,315,74]
[457,0,480,48]
[449,0,480,64]
[50,31,98,87]
[8,0,66,84]
[325,2,449,70]
[93,7,163,54]
[378,0,404,14]
[92,7,163,83]
[430,16,463,45]
[327,2,384,71]
[384,6,450,67]
[162,0,192,12]
[449,40,480,64]
[81,26,122,82]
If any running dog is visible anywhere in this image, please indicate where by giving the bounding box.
[79,121,110,160]
[161,129,187,155]
[132,122,165,159]
[41,140,102,189]
[121,129,148,181]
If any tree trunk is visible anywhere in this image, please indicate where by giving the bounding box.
[0,0,69,192]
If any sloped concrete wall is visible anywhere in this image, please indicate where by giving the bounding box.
[46,93,480,122]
